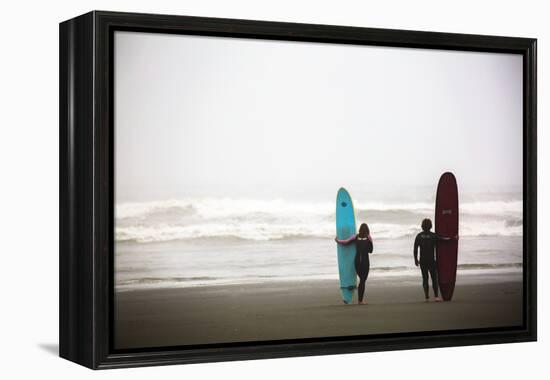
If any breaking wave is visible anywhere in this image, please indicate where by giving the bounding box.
[115,197,522,243]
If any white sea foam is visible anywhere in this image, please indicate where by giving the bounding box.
[115,197,522,242]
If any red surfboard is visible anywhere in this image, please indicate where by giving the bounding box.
[435,172,459,301]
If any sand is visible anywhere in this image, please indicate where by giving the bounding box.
[114,272,523,349]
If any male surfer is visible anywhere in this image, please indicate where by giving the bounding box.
[413,218,457,302]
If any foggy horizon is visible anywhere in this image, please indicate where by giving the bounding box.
[114,31,523,203]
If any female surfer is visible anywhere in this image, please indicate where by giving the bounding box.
[413,218,457,302]
[335,223,373,305]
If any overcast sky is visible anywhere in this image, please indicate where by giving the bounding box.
[115,31,523,202]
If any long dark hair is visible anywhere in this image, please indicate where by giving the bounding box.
[358,223,370,238]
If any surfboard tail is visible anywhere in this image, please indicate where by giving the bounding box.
[341,287,355,304]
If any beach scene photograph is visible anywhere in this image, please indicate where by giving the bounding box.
[114,31,523,349]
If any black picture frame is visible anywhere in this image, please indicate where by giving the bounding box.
[59,10,537,369]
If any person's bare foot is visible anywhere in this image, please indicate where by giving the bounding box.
[434,297,443,302]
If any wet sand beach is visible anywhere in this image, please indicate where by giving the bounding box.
[114,271,522,349]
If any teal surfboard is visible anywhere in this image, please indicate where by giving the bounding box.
[336,188,357,304]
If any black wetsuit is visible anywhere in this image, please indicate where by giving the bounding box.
[413,231,444,299]
[355,237,373,303]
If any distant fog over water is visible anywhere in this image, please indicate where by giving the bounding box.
[114,31,523,290]
[114,32,522,203]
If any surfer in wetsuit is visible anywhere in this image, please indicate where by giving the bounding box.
[335,223,373,305]
[413,218,454,302]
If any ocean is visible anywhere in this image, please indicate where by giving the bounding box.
[115,192,523,291]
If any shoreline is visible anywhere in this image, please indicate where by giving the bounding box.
[115,235,523,292]
[115,272,523,349]
[115,267,522,292]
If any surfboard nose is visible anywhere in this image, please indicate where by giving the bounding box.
[337,187,350,198]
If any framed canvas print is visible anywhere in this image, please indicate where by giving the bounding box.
[59,11,537,369]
